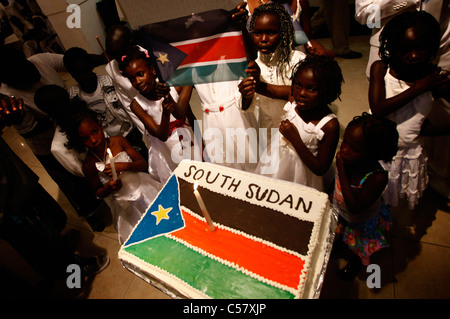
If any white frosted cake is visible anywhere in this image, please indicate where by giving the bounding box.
[119,160,335,298]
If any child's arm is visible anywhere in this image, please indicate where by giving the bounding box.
[156,83,188,120]
[82,157,122,199]
[419,118,450,137]
[336,153,388,215]
[369,61,449,116]
[280,117,340,176]
[244,60,292,100]
[103,136,147,177]
[238,76,256,110]
[130,98,171,142]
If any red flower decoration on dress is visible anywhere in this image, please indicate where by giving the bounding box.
[219,106,224,112]
[205,109,209,114]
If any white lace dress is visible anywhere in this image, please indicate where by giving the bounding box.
[99,151,161,244]
[379,70,433,209]
[256,101,336,192]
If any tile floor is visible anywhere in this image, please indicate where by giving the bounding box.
[1,34,449,299]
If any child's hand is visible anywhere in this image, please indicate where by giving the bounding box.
[155,82,171,100]
[230,1,248,27]
[0,95,24,128]
[162,94,176,114]
[279,119,300,144]
[238,77,256,99]
[245,60,260,83]
[414,67,449,93]
[108,178,122,192]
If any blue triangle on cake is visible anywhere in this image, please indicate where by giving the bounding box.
[123,174,185,247]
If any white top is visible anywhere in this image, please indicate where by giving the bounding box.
[50,126,86,177]
[252,49,306,128]
[256,101,337,192]
[0,53,65,155]
[383,69,433,148]
[134,88,198,183]
[105,59,142,132]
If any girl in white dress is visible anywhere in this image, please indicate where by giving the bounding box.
[244,2,307,131]
[369,11,450,210]
[66,108,161,244]
[119,46,198,183]
[256,55,342,192]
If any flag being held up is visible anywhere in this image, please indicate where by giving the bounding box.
[138,9,249,87]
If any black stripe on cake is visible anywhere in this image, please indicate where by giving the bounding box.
[178,178,313,256]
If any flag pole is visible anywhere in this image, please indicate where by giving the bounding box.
[96,36,110,62]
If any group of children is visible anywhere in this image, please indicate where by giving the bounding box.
[36,3,448,282]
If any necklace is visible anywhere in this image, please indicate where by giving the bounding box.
[91,141,108,171]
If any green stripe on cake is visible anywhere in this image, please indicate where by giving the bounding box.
[124,236,295,299]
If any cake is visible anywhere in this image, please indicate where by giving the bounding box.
[118,160,336,299]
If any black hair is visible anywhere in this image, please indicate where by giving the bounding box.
[249,2,295,80]
[62,105,102,154]
[118,45,154,74]
[63,47,93,73]
[34,85,72,128]
[379,10,441,65]
[347,112,398,162]
[291,55,344,105]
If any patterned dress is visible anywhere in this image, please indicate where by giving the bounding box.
[333,169,391,266]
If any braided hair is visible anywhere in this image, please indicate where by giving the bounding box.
[249,2,295,80]
[348,112,398,163]
[379,10,441,66]
[291,55,344,105]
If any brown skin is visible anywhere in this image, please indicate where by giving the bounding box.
[336,124,388,214]
[281,67,340,176]
[370,25,450,118]
[122,58,178,142]
[80,118,147,199]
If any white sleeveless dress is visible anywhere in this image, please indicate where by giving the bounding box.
[379,69,433,209]
[256,101,337,192]
[99,151,161,244]
[134,88,199,184]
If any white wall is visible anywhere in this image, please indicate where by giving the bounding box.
[36,0,106,54]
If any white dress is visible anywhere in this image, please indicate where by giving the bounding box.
[134,89,199,183]
[256,101,337,192]
[379,70,433,209]
[99,151,161,244]
[195,81,258,172]
[251,49,306,131]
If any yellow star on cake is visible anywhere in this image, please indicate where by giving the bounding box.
[157,53,170,65]
[151,205,173,225]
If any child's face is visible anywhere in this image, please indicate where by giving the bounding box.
[69,61,97,92]
[339,124,367,165]
[393,26,435,80]
[292,68,322,111]
[123,58,157,96]
[78,118,105,151]
[252,13,281,54]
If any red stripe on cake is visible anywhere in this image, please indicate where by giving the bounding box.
[170,210,305,290]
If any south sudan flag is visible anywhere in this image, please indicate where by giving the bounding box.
[138,9,248,86]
